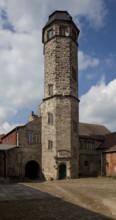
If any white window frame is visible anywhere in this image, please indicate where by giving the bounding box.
[27,132,33,143]
[34,132,41,144]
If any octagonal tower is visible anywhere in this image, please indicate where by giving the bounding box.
[40,11,80,180]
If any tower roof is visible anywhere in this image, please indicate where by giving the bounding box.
[43,10,79,33]
[46,11,72,26]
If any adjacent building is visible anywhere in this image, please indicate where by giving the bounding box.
[79,123,110,177]
[98,133,116,176]
[0,113,42,179]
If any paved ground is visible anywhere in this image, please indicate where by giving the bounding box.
[23,178,116,219]
[0,183,54,201]
[0,178,116,220]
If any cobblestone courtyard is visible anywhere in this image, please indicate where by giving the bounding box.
[0,178,116,220]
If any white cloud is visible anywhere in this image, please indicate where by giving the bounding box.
[4,0,106,32]
[0,122,21,134]
[0,0,5,8]
[79,79,116,131]
[78,51,100,71]
[43,0,106,28]
[0,0,108,133]
[5,0,45,32]
[0,28,44,131]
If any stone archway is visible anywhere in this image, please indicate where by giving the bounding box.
[25,160,40,180]
[59,163,66,180]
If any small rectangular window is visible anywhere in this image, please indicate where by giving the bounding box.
[48,84,53,96]
[59,26,65,36]
[27,132,33,143]
[72,66,77,81]
[47,28,53,40]
[86,141,94,150]
[72,29,77,41]
[48,140,53,151]
[48,113,53,125]
[84,161,89,166]
[73,121,77,133]
[34,132,41,143]
[27,131,41,144]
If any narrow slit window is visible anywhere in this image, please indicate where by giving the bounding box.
[73,121,77,133]
[48,113,53,125]
[72,29,77,41]
[48,140,53,151]
[48,84,53,96]
[72,66,77,81]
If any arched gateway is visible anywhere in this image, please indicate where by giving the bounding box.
[25,160,40,180]
[59,164,66,179]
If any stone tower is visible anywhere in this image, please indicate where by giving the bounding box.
[40,11,80,180]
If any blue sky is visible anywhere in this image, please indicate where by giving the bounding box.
[79,0,116,93]
[0,0,116,133]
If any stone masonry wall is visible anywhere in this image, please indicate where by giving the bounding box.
[44,22,78,99]
[40,99,57,180]
[18,117,42,178]
[41,16,79,180]
[40,96,79,179]
[71,98,79,178]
